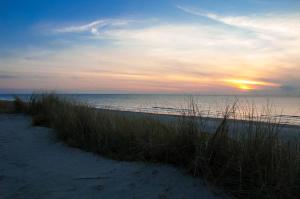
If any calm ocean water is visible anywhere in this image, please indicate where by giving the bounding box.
[1,94,300,125]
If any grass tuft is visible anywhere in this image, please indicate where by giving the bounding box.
[0,100,14,113]
[13,96,28,113]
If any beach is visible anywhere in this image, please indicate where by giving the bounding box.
[0,95,299,199]
[0,114,226,199]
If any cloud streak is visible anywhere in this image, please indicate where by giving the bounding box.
[54,19,133,36]
[0,74,17,79]
[177,5,300,37]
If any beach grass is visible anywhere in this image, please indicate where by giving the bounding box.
[10,93,300,199]
[0,100,14,113]
[0,97,26,113]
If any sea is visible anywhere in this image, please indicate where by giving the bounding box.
[1,94,300,126]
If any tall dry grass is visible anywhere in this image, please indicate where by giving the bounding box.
[0,100,14,113]
[20,93,299,199]
[0,96,27,113]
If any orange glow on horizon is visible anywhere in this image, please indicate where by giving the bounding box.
[223,79,280,91]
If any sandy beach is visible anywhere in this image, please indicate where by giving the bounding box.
[0,114,227,199]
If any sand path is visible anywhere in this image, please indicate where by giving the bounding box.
[0,114,226,199]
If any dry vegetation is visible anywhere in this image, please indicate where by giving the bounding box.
[0,100,14,113]
[3,93,299,199]
[0,96,28,113]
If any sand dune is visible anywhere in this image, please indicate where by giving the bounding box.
[0,114,226,199]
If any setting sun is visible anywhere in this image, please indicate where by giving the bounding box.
[238,85,253,91]
[223,79,280,91]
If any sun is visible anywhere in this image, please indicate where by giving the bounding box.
[238,84,253,91]
[223,79,279,91]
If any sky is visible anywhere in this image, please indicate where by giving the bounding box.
[0,0,300,95]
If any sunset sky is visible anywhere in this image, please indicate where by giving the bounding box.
[1,0,300,94]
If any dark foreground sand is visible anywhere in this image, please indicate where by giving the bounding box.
[0,114,227,199]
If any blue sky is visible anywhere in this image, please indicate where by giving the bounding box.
[2,0,299,50]
[1,0,300,94]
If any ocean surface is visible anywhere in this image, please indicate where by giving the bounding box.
[1,94,300,126]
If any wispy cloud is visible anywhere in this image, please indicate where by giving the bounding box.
[54,19,133,36]
[177,5,300,37]
[0,74,17,79]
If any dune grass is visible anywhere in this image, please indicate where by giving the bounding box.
[0,96,28,113]
[15,93,300,199]
[0,100,14,113]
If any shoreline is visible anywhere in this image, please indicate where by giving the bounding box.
[1,94,300,126]
[95,108,300,140]
[97,108,300,129]
[1,99,300,136]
